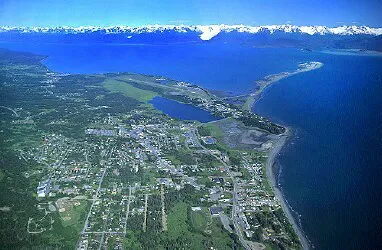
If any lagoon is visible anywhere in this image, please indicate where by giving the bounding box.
[150,96,219,123]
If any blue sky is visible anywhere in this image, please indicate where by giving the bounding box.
[0,0,381,27]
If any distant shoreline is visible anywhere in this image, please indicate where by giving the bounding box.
[320,49,382,57]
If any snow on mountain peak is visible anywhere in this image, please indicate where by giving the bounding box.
[196,25,223,40]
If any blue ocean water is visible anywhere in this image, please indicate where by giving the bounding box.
[149,96,219,122]
[254,54,382,249]
[0,42,381,249]
[0,42,312,94]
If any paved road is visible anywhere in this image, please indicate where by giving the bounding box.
[81,167,107,234]
[80,147,114,235]
[195,125,251,250]
[231,179,251,250]
[143,194,148,232]
[124,186,132,234]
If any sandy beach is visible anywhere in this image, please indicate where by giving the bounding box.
[266,128,311,249]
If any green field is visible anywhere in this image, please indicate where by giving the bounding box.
[165,203,233,250]
[103,79,158,102]
[190,207,210,232]
[59,199,88,228]
[198,121,225,147]
[242,96,255,111]
[209,217,234,250]
[200,122,223,138]
[166,202,205,249]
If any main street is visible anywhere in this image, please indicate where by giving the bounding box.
[194,125,252,250]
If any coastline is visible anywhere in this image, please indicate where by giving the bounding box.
[246,62,325,249]
[266,128,311,249]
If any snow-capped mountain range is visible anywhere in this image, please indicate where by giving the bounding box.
[1,24,381,51]
[1,24,381,40]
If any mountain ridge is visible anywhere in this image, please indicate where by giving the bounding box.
[1,24,382,40]
[1,24,381,51]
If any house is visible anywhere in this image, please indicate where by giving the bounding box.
[37,179,51,198]
[158,178,173,187]
[209,206,223,216]
[191,207,202,211]
[212,177,224,185]
[201,136,217,145]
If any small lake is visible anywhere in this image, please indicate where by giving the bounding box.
[150,96,219,123]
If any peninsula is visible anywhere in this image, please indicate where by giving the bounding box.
[243,61,323,111]
[0,49,302,249]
